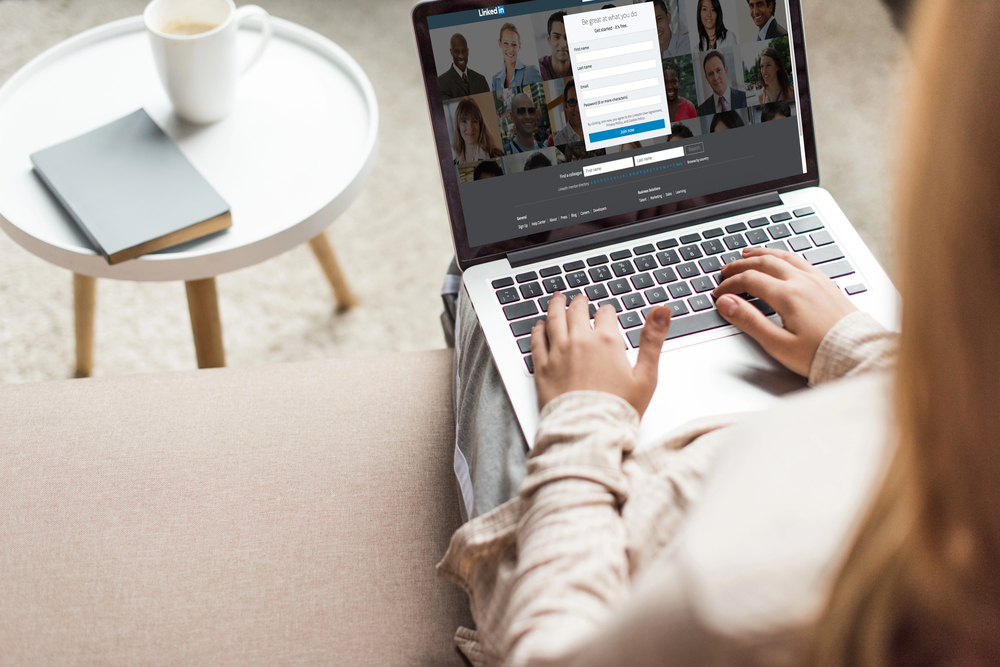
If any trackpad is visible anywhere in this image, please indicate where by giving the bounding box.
[639,332,806,445]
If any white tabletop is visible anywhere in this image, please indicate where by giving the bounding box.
[0,16,378,281]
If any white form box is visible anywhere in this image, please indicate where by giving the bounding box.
[564,4,671,151]
[582,156,635,177]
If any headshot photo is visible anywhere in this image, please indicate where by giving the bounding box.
[742,38,794,105]
[701,108,750,133]
[686,0,739,52]
[752,100,795,123]
[667,118,701,140]
[663,56,698,121]
[490,20,542,94]
[695,48,746,116]
[648,0,692,58]
[737,0,788,43]
[544,77,584,146]
[534,11,572,81]
[504,147,557,173]
[498,83,551,154]
[457,158,506,184]
[444,93,504,165]
[434,32,491,101]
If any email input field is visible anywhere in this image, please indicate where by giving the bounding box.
[575,41,657,63]
[579,77,659,101]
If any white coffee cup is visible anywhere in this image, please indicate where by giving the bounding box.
[144,0,272,124]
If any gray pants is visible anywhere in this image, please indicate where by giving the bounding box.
[441,261,529,523]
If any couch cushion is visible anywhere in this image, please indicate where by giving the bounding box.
[0,349,471,666]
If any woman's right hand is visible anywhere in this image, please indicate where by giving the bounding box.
[712,247,858,377]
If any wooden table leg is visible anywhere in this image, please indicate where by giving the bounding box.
[308,231,358,313]
[185,277,225,369]
[73,273,96,378]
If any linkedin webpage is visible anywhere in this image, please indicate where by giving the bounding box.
[428,0,805,248]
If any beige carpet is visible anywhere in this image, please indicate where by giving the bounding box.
[0,0,907,384]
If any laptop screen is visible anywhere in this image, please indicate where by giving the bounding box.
[415,0,816,266]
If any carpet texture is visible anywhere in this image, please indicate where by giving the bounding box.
[0,0,907,384]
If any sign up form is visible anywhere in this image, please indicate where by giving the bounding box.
[564,4,672,151]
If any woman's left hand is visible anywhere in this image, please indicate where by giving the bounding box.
[531,293,672,417]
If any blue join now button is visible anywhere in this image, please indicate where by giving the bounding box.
[588,119,665,143]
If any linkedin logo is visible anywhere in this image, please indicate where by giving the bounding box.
[478,5,505,17]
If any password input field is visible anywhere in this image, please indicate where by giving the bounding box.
[575,41,657,63]
[582,157,635,177]
[579,77,659,100]
[633,146,685,165]
[577,59,657,82]
[586,95,662,117]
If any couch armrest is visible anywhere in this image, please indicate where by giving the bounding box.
[0,349,471,666]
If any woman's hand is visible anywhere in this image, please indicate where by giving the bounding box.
[712,247,858,376]
[531,293,672,416]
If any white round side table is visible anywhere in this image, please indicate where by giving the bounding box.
[0,15,378,375]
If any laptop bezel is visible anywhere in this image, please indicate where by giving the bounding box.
[412,0,819,271]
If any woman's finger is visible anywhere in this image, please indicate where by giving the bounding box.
[632,306,671,390]
[565,294,591,337]
[716,294,794,354]
[741,246,815,272]
[713,269,786,304]
[530,317,549,368]
[593,302,619,337]
[720,254,797,281]
[544,292,568,349]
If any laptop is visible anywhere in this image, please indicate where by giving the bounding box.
[411,0,898,448]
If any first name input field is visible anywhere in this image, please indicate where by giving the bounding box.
[574,40,657,63]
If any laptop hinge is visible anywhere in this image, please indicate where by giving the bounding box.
[507,191,783,268]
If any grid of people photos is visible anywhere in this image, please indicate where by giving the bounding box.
[432,0,797,183]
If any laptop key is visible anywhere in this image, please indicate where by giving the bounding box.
[804,244,845,265]
[768,223,791,239]
[622,293,645,309]
[654,267,678,284]
[657,249,681,266]
[678,244,703,260]
[618,312,643,329]
[680,233,701,244]
[587,254,609,266]
[524,354,534,374]
[503,301,538,320]
[644,286,669,303]
[634,255,657,271]
[520,282,543,298]
[746,229,770,244]
[765,240,789,251]
[723,234,748,250]
[589,265,613,282]
[788,236,811,252]
[811,230,834,246]
[793,207,815,217]
[691,276,714,293]
[771,212,792,223]
[748,217,770,228]
[608,278,631,294]
[496,288,519,304]
[610,250,632,260]
[819,260,855,279]
[515,271,537,283]
[511,315,546,336]
[539,290,582,310]
[845,283,867,295]
[563,260,585,271]
[702,228,724,239]
[720,251,743,264]
[748,298,776,315]
[585,284,610,300]
[688,295,713,312]
[518,337,532,353]
[664,310,729,340]
[668,301,690,317]
[633,243,655,255]
[611,260,635,276]
[677,262,700,279]
[539,266,561,277]
[699,256,722,273]
[566,271,589,287]
[543,276,567,293]
[492,277,514,288]
[598,297,622,313]
[726,222,747,233]
[656,238,679,249]
[631,272,654,289]
[668,282,693,298]
[701,239,725,255]
[712,272,724,286]
[790,217,824,234]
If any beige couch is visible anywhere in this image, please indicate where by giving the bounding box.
[0,350,472,665]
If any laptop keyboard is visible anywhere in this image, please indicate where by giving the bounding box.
[491,207,864,374]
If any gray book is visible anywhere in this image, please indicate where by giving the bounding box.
[30,108,232,265]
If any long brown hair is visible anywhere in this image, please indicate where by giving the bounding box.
[758,47,794,101]
[451,98,502,163]
[812,0,1000,664]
